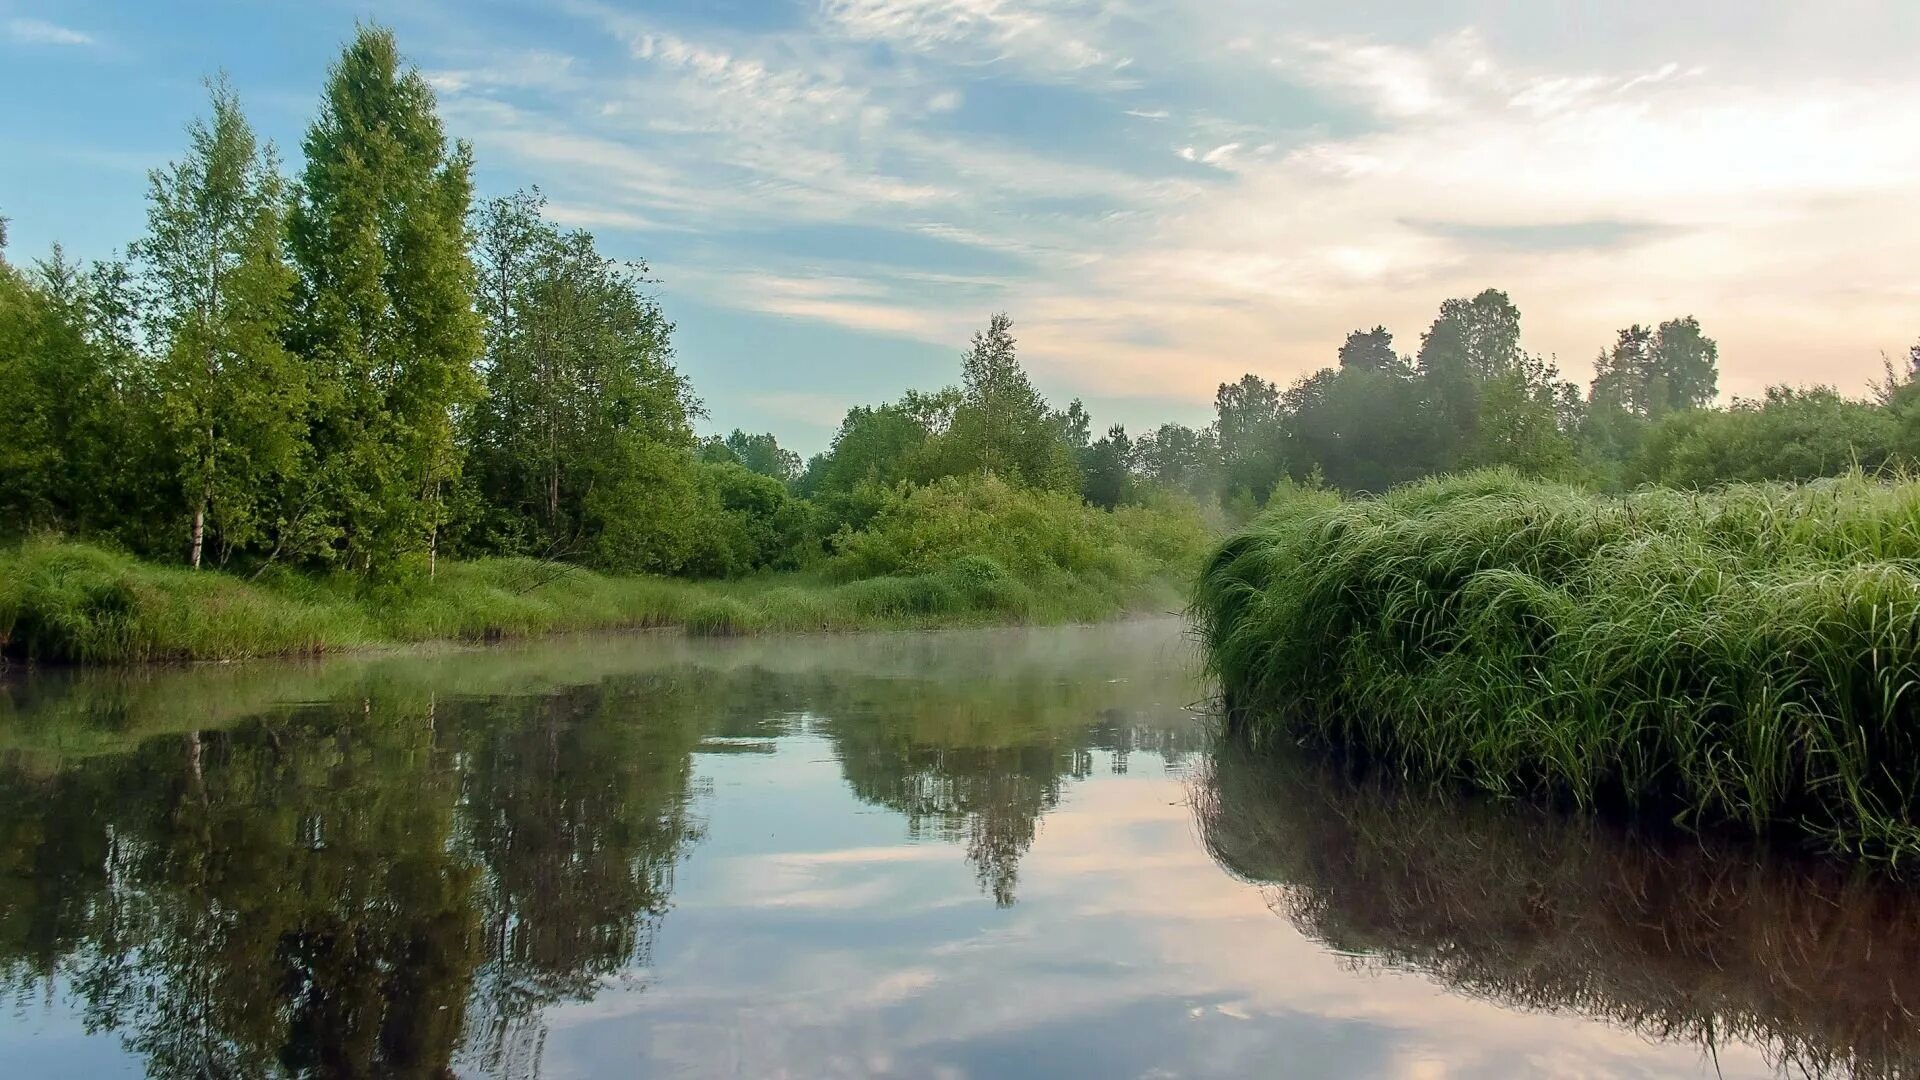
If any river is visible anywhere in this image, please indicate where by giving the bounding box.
[0,619,1913,1078]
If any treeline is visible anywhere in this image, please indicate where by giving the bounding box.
[1096,288,1920,510]
[0,27,1200,592]
[8,25,1915,595]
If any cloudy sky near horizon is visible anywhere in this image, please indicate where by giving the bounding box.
[4,0,1918,452]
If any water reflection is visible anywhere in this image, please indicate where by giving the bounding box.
[10,621,1919,1079]
[1193,741,1920,1079]
[0,684,704,1078]
[0,621,1204,1077]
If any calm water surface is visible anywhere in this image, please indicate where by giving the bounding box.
[1,619,1915,1078]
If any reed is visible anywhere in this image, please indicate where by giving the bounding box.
[1192,469,1920,865]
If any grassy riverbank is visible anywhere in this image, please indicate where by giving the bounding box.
[1,483,1208,664]
[1193,470,1920,865]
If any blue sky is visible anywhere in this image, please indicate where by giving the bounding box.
[5,1,1919,453]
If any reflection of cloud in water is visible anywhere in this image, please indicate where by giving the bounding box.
[552,736,1776,1078]
[0,619,1866,1078]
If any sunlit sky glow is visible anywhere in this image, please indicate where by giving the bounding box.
[4,0,1917,451]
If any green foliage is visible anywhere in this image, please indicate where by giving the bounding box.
[682,461,812,577]
[939,313,1079,492]
[288,25,484,572]
[132,77,306,568]
[1630,386,1896,488]
[0,250,154,542]
[701,429,802,482]
[1080,424,1135,508]
[1458,355,1579,477]
[830,472,1208,595]
[1590,317,1720,419]
[463,189,692,561]
[801,401,941,496]
[1134,422,1217,500]
[1194,470,1920,866]
[1336,325,1407,375]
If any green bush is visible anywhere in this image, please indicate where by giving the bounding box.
[1629,387,1897,488]
[830,472,1204,586]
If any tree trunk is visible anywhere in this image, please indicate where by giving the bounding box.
[189,497,206,569]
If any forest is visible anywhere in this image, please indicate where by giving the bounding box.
[3,24,1916,663]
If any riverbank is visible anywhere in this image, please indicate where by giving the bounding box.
[1193,469,1920,867]
[0,535,1192,665]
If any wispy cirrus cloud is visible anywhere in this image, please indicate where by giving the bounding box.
[417,0,1920,432]
[817,0,1126,82]
[6,17,96,47]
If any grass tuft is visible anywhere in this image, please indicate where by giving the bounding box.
[1192,469,1920,867]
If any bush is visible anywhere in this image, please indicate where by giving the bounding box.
[1629,387,1897,488]
[830,472,1203,586]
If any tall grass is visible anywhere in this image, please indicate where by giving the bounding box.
[1191,469,1920,866]
[0,480,1208,664]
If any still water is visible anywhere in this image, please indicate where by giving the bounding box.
[1,619,1915,1079]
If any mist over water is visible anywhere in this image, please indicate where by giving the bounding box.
[1,620,1911,1078]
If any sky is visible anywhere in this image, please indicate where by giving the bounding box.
[4,0,1918,454]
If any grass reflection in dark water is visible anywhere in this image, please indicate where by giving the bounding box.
[1194,738,1920,1080]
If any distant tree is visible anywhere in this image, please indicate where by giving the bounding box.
[1419,289,1523,382]
[1134,422,1218,498]
[132,77,305,568]
[1058,398,1093,457]
[1082,424,1135,508]
[1281,365,1438,493]
[1336,325,1406,375]
[702,430,801,483]
[1652,316,1719,413]
[806,402,936,495]
[1462,354,1579,476]
[944,313,1078,491]
[1213,373,1284,502]
[1415,289,1525,461]
[288,25,484,575]
[1632,386,1894,487]
[0,246,157,539]
[1591,318,1719,421]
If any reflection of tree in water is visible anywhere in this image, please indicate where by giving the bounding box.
[815,680,1205,908]
[0,674,705,1079]
[453,677,703,1075]
[1194,739,1920,1079]
[0,620,1209,1073]
[843,736,1091,907]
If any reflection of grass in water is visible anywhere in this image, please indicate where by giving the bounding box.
[0,617,1206,762]
[1194,739,1920,1079]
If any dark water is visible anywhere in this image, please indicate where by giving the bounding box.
[1,620,1916,1079]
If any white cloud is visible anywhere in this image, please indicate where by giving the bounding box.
[996,33,1920,401]
[6,17,94,47]
[818,0,1123,81]
[427,3,1920,415]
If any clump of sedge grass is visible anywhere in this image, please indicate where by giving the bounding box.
[1191,469,1920,868]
